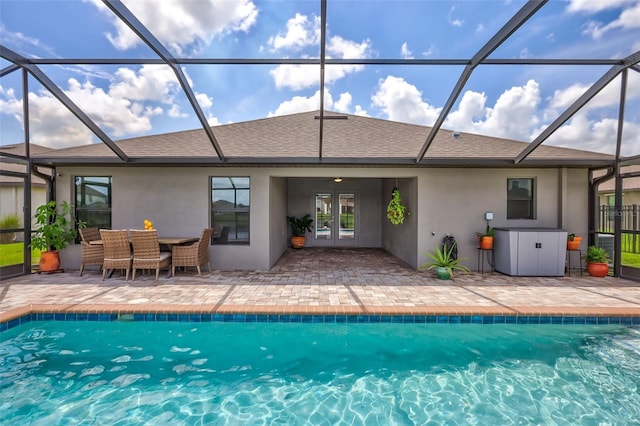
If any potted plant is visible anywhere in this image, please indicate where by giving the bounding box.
[287,214,314,249]
[567,233,582,250]
[419,243,471,280]
[31,201,84,272]
[583,245,609,277]
[476,225,495,250]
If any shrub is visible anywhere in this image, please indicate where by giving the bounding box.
[0,214,21,244]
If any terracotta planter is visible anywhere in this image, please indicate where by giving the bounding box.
[586,262,608,277]
[290,236,306,249]
[479,236,493,250]
[39,250,61,272]
[567,236,582,251]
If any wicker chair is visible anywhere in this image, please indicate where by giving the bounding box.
[171,228,213,276]
[100,229,132,281]
[79,227,103,276]
[130,229,172,281]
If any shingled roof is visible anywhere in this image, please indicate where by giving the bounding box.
[598,165,640,192]
[1,143,53,186]
[32,110,614,168]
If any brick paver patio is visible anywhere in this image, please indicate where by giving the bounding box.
[2,248,640,322]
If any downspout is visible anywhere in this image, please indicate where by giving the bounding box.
[31,165,55,202]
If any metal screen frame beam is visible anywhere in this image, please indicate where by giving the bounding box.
[318,0,328,159]
[416,0,546,162]
[514,50,640,164]
[103,0,225,162]
[0,45,129,162]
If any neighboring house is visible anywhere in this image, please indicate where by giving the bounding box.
[30,111,614,271]
[0,143,52,232]
[598,165,640,207]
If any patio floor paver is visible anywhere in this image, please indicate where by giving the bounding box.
[1,248,640,322]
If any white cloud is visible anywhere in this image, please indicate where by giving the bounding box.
[447,5,464,27]
[566,0,632,14]
[110,65,180,103]
[333,92,352,113]
[541,112,640,156]
[371,76,441,126]
[1,85,97,148]
[267,13,319,51]
[91,0,258,55]
[535,73,640,155]
[0,64,200,148]
[270,64,318,90]
[570,1,640,39]
[401,42,413,59]
[445,80,541,141]
[267,13,371,90]
[268,90,325,116]
[422,45,436,57]
[268,89,367,117]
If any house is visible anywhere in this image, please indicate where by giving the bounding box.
[0,143,52,232]
[598,165,640,207]
[30,110,614,271]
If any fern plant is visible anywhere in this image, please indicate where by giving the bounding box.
[386,188,406,225]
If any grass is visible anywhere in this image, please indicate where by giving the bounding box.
[622,252,640,268]
[0,242,41,267]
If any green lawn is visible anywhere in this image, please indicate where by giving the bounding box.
[622,252,640,268]
[0,242,40,267]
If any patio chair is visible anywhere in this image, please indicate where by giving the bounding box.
[100,229,132,281]
[171,228,213,276]
[79,227,103,276]
[130,229,172,281]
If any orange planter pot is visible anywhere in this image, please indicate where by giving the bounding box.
[586,262,609,277]
[567,236,582,250]
[479,236,493,250]
[290,236,306,249]
[39,250,61,272]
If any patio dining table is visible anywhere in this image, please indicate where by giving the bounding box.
[90,236,199,249]
[90,235,199,278]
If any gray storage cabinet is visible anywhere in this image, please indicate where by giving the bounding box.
[494,228,567,276]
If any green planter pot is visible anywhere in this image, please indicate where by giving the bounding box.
[434,266,451,280]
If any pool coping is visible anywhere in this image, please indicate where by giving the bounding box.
[3,304,640,331]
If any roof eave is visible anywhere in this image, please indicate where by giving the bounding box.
[31,156,615,168]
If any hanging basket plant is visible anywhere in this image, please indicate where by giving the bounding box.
[386,187,406,225]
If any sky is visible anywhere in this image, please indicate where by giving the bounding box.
[0,0,639,157]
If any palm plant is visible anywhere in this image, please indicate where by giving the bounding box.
[419,243,471,279]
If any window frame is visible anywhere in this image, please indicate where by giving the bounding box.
[506,177,536,220]
[210,176,250,245]
[74,175,113,235]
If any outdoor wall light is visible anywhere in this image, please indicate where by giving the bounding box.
[334,177,343,183]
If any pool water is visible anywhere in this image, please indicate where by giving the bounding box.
[1,322,639,425]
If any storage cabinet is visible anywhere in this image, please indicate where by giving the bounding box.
[494,228,567,276]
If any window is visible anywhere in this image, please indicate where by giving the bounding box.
[211,177,250,244]
[507,178,535,219]
[75,176,112,229]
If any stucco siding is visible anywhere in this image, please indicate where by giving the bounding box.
[382,178,418,268]
[53,165,590,273]
[415,168,589,271]
[269,177,288,267]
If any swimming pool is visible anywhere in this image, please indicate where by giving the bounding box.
[1,321,639,424]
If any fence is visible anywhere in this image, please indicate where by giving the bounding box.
[598,205,640,253]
